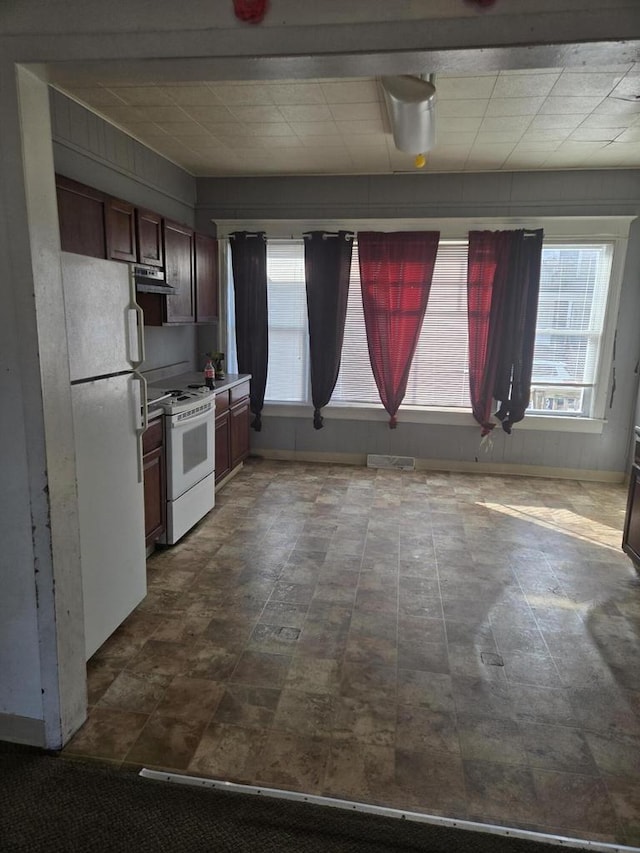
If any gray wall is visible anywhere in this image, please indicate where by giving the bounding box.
[43,90,640,475]
[198,171,640,477]
[50,88,196,226]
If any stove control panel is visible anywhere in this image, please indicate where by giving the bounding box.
[156,385,215,416]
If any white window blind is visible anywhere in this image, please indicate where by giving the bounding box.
[333,242,470,407]
[265,240,309,403]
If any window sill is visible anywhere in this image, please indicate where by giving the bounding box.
[263,402,606,434]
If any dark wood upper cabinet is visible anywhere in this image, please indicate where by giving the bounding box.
[106,197,137,263]
[56,175,107,260]
[194,233,219,323]
[163,219,195,324]
[136,208,164,268]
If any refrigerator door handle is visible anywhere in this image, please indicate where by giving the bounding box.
[127,267,146,370]
[133,371,148,484]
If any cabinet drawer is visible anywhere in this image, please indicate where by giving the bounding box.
[215,391,230,415]
[143,419,163,455]
[230,380,250,405]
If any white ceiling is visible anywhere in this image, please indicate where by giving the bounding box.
[60,65,640,177]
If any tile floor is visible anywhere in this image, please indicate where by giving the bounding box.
[65,460,640,846]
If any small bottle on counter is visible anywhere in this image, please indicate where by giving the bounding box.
[204,358,215,389]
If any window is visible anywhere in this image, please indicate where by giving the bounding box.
[264,240,309,403]
[243,233,617,421]
[530,243,613,415]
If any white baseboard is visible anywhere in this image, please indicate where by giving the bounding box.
[251,449,624,484]
[0,713,46,747]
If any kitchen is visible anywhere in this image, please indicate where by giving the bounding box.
[2,3,640,846]
[46,84,640,843]
[60,248,252,659]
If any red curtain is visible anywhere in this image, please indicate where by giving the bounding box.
[467,229,544,436]
[358,231,440,428]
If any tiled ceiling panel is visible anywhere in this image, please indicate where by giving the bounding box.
[60,66,640,177]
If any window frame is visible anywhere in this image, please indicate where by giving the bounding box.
[219,216,632,434]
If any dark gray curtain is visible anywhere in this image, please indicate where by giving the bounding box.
[230,232,268,431]
[304,231,354,429]
[467,228,544,435]
[494,228,544,432]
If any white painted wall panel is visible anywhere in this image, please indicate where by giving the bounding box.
[50,89,196,226]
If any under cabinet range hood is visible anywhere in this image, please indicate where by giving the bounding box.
[133,264,175,294]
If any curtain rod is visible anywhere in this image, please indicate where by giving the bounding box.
[302,231,355,241]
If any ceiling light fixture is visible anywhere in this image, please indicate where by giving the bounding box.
[381,75,436,169]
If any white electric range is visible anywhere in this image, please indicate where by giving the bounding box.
[149,384,216,544]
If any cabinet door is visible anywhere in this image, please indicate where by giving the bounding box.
[136,208,164,268]
[56,175,107,259]
[623,465,640,565]
[195,233,219,323]
[143,446,166,547]
[106,197,137,263]
[163,220,195,324]
[215,411,231,484]
[230,399,250,469]
[143,420,165,547]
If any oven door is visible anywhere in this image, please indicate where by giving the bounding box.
[166,406,215,500]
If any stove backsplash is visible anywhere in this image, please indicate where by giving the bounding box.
[141,324,199,384]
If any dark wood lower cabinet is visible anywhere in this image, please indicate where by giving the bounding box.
[623,463,640,566]
[215,383,250,486]
[142,419,166,548]
[230,398,250,469]
[215,410,231,483]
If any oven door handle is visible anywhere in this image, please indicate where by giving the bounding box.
[168,406,213,430]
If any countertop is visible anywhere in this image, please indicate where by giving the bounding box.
[148,372,251,395]
[145,373,250,425]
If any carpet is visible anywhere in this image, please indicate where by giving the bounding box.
[0,743,586,853]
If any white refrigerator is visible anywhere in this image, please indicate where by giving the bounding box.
[62,252,147,660]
